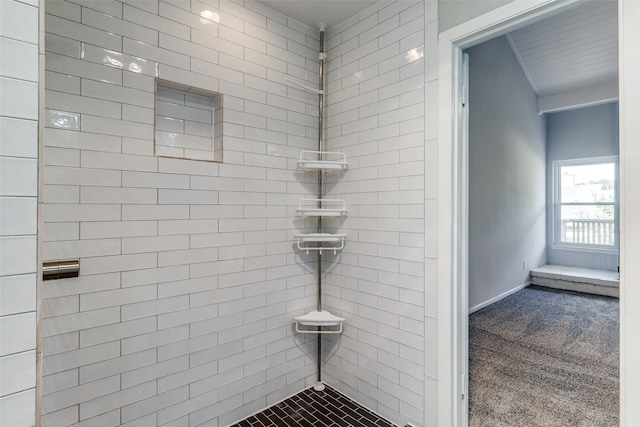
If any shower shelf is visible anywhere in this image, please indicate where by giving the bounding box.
[294,310,345,334]
[297,150,348,171]
[295,233,346,254]
[296,198,347,217]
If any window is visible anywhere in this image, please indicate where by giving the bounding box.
[553,156,618,249]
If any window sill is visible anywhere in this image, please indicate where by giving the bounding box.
[551,244,619,255]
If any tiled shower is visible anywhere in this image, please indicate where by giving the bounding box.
[2,0,439,426]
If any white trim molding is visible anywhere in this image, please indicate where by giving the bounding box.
[619,1,640,425]
[468,282,531,315]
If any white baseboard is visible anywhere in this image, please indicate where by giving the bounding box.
[468,281,531,314]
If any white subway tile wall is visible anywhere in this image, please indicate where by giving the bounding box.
[42,0,322,425]
[322,2,429,426]
[0,0,40,424]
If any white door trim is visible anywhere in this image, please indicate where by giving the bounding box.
[436,0,639,425]
[618,1,640,425]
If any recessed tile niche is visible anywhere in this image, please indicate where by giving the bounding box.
[154,79,222,162]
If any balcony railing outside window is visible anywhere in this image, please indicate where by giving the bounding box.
[561,218,615,246]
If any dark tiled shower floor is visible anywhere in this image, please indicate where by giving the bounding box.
[230,385,396,427]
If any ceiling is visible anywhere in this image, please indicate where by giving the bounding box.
[255,0,378,29]
[506,0,618,97]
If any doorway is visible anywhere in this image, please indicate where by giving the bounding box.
[437,1,640,426]
[465,11,620,419]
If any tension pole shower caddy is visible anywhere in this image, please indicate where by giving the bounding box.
[289,23,347,392]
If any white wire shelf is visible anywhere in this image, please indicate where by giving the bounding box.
[295,233,346,255]
[296,198,347,217]
[294,310,345,334]
[297,150,348,171]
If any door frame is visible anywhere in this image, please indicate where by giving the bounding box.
[437,0,640,425]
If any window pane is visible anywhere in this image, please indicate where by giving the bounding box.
[560,205,615,245]
[560,163,615,203]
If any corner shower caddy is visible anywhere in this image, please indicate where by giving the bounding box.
[293,150,347,332]
[288,23,347,392]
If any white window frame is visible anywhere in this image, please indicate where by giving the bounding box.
[552,155,619,253]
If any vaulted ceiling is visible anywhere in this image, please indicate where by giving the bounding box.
[506,0,618,112]
[507,0,617,96]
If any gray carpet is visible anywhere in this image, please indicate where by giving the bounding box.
[469,285,619,427]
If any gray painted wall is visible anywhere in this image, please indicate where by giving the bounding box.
[546,103,619,271]
[439,0,514,31]
[467,36,547,311]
